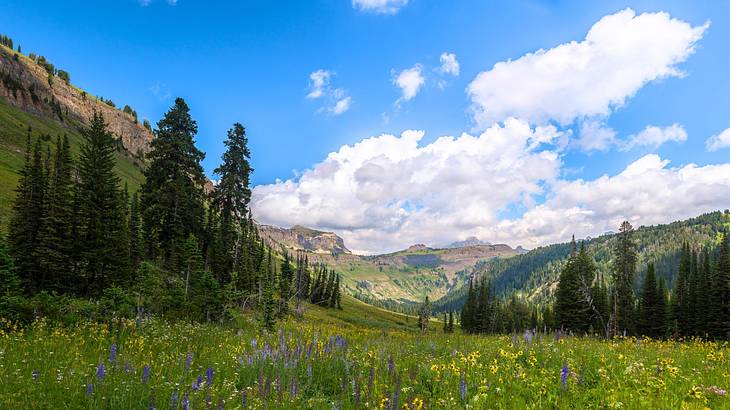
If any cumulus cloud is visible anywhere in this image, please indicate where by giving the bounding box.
[494,155,730,247]
[439,52,460,76]
[252,119,562,254]
[622,124,687,150]
[393,64,425,105]
[467,8,708,128]
[352,0,409,14]
[306,70,352,115]
[706,127,730,152]
[576,120,617,152]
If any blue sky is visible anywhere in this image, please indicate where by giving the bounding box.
[2,0,730,253]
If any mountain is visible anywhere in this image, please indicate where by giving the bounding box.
[0,45,153,155]
[258,224,351,255]
[433,210,730,313]
[259,223,521,305]
[0,42,156,228]
[446,236,492,248]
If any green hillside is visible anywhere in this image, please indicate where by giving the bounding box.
[434,211,730,312]
[0,96,145,229]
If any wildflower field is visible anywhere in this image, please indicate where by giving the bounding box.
[1,302,729,410]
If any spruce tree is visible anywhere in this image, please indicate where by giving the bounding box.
[211,123,253,280]
[712,233,730,339]
[37,135,74,292]
[672,244,691,336]
[141,98,206,267]
[129,191,143,270]
[260,255,276,331]
[638,263,665,338]
[418,296,431,333]
[0,237,20,297]
[76,112,127,296]
[611,221,637,336]
[447,311,454,333]
[8,134,46,293]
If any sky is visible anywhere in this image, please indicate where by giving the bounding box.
[2,0,730,254]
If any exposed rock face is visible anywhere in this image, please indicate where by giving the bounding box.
[446,236,492,248]
[0,46,153,155]
[258,224,351,255]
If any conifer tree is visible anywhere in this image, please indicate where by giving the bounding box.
[211,123,253,280]
[37,135,74,292]
[129,191,143,270]
[76,112,128,296]
[672,244,691,336]
[0,237,20,297]
[611,221,637,336]
[460,279,477,333]
[260,254,276,331]
[141,98,206,267]
[9,134,46,293]
[418,296,431,333]
[447,311,454,333]
[711,233,730,339]
[638,263,666,338]
[279,252,293,315]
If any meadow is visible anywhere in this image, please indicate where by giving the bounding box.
[1,299,729,409]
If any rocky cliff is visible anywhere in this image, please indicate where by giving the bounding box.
[0,45,153,156]
[258,224,352,255]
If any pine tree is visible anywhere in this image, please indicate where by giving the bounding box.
[711,233,730,339]
[9,134,46,293]
[279,252,293,315]
[611,221,637,336]
[129,191,143,270]
[656,277,669,339]
[211,123,253,280]
[331,273,341,309]
[554,238,593,333]
[460,279,477,333]
[141,98,206,267]
[638,263,666,338]
[447,311,454,333]
[260,255,276,332]
[672,243,691,336]
[76,112,127,296]
[37,135,74,292]
[0,237,20,297]
[418,296,431,333]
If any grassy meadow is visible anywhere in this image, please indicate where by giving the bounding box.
[1,297,728,409]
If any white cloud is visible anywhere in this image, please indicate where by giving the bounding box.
[394,64,425,105]
[252,119,562,254]
[352,0,408,14]
[467,8,708,128]
[330,96,352,115]
[306,70,352,115]
[706,127,730,152]
[622,123,687,150]
[576,120,617,152]
[439,52,460,76]
[307,69,331,99]
[495,155,730,248]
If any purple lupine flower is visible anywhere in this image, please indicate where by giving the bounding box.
[459,374,467,401]
[388,354,395,374]
[124,361,132,374]
[181,393,189,410]
[96,363,106,380]
[142,365,151,383]
[241,390,247,408]
[393,376,401,408]
[353,378,361,404]
[206,367,214,385]
[206,394,212,407]
[192,375,202,391]
[290,377,298,397]
[170,391,178,408]
[217,398,224,410]
[109,344,117,363]
[307,364,312,378]
[560,363,569,388]
[32,369,39,382]
[368,366,375,394]
[185,353,193,371]
[524,329,533,345]
[86,383,94,396]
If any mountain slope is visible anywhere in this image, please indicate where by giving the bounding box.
[433,210,730,312]
[0,42,153,229]
[259,224,520,304]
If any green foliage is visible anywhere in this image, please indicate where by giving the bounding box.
[141,98,206,267]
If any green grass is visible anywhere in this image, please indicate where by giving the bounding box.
[0,96,145,229]
[1,302,729,409]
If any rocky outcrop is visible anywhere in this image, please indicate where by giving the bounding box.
[258,224,352,255]
[0,45,153,155]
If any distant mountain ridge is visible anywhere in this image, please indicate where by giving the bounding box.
[258,224,352,255]
[446,236,492,248]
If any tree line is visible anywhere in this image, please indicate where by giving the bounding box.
[0,97,341,331]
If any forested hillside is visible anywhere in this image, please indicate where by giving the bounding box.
[434,211,730,313]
